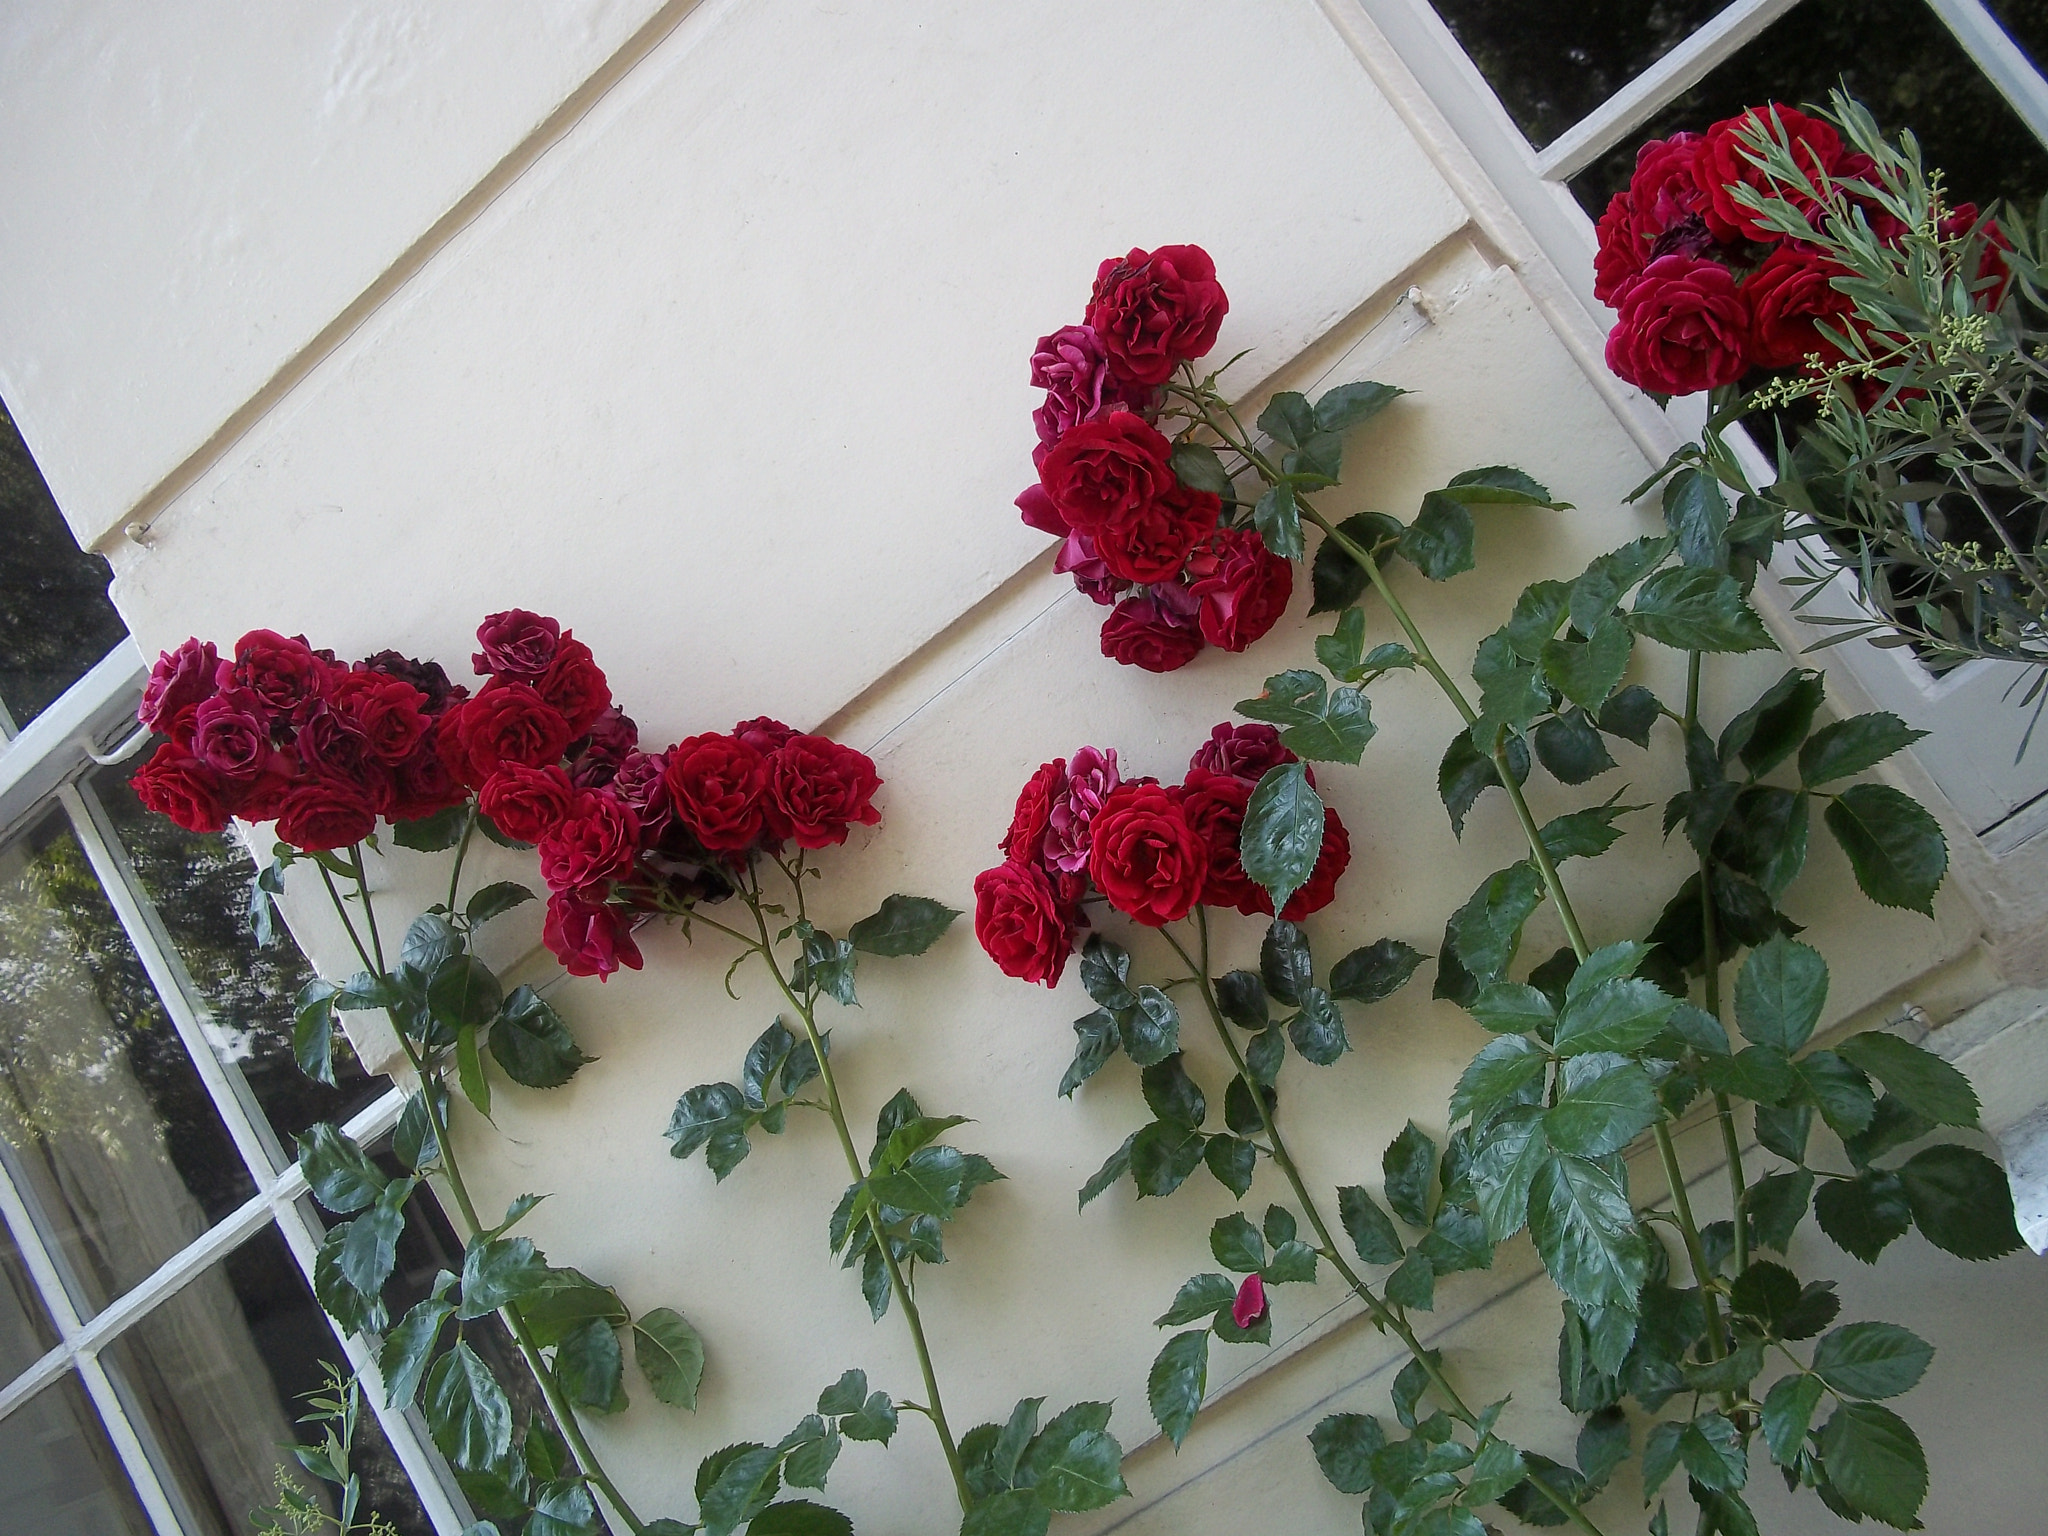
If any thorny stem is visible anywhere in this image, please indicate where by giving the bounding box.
[736,872,974,1516]
[320,848,650,1536]
[1164,914,1612,1536]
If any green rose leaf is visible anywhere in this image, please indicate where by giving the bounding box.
[423,1342,513,1472]
[847,894,961,957]
[1815,1171,1913,1263]
[553,1316,627,1413]
[1544,1063,1660,1159]
[1308,1411,1385,1494]
[1449,1034,1548,1123]
[1383,1122,1437,1228]
[1078,1132,1136,1210]
[1315,379,1405,434]
[959,1489,1049,1536]
[489,986,592,1089]
[1309,511,1405,615]
[1542,621,1634,712]
[1129,1121,1206,1199]
[378,1297,452,1411]
[1812,1321,1934,1401]
[633,1307,706,1409]
[746,1502,851,1536]
[465,882,536,929]
[1571,535,1674,636]
[1734,935,1829,1054]
[293,979,339,1087]
[1719,668,1824,778]
[1554,978,1678,1057]
[1397,491,1477,581]
[1820,1402,1928,1529]
[1824,783,1947,916]
[1170,442,1232,496]
[1762,1372,1826,1467]
[1626,566,1774,652]
[1527,1153,1649,1314]
[1337,1185,1405,1265]
[1239,763,1324,920]
[1450,862,1544,985]
[1286,987,1349,1066]
[427,954,502,1033]
[1253,482,1303,561]
[1058,1010,1119,1098]
[1834,1032,1980,1129]
[1799,713,1927,787]
[1533,709,1619,785]
[296,1122,387,1214]
[1898,1143,2024,1260]
[1148,1329,1210,1449]
[1661,464,1730,570]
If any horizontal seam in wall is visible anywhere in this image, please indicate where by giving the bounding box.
[100,0,713,554]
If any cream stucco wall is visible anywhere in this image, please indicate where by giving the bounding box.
[4,4,2045,1534]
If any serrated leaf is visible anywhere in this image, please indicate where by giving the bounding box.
[554,1317,626,1413]
[1148,1330,1210,1448]
[1835,1032,1980,1128]
[1316,379,1405,433]
[1078,1132,1136,1210]
[296,1122,387,1214]
[1170,441,1232,496]
[1310,511,1404,615]
[465,882,535,928]
[423,1342,512,1472]
[1240,763,1324,920]
[1555,978,1677,1056]
[1450,1035,1548,1122]
[293,980,339,1086]
[1820,1402,1927,1528]
[1309,1412,1385,1494]
[1734,936,1828,1054]
[633,1308,705,1409]
[1626,567,1774,652]
[1542,621,1634,712]
[1253,482,1303,560]
[1527,1154,1649,1314]
[1813,1322,1934,1401]
[1398,491,1477,580]
[1129,1121,1206,1198]
[1450,862,1544,984]
[378,1298,452,1411]
[1800,713,1927,787]
[1824,784,1947,916]
[1816,1171,1913,1263]
[489,985,591,1089]
[1763,1372,1825,1466]
[1338,1186,1406,1265]
[847,894,960,956]
[1898,1143,2023,1259]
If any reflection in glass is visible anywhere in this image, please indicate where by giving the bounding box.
[1568,0,2048,217]
[0,403,127,732]
[1430,0,1731,149]
[89,764,385,1150]
[0,1212,59,1388]
[0,1369,153,1534]
[101,1222,431,1536]
[0,808,254,1316]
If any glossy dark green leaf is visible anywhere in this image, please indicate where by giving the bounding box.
[1129,1121,1206,1199]
[392,1087,443,1173]
[1718,669,1823,778]
[1322,942,1421,1012]
[1141,1054,1207,1130]
[1575,1407,1630,1492]
[840,1390,897,1445]
[1819,1403,1927,1528]
[1662,465,1730,570]
[1527,1154,1648,1314]
[378,1298,452,1411]
[1554,978,1677,1057]
[1253,482,1303,560]
[1449,1035,1548,1122]
[489,986,590,1090]
[1078,937,1135,1012]
[1824,784,1947,916]
[1286,987,1348,1065]
[1626,567,1774,652]
[1438,728,1500,840]
[1155,1273,1235,1328]
[1384,1250,1435,1309]
[1542,622,1634,712]
[1170,441,1232,496]
[634,1307,706,1408]
[293,980,339,1087]
[1680,1411,1748,1491]
[462,881,534,929]
[457,1236,548,1318]
[1210,1212,1265,1273]
[1450,863,1544,984]
[1418,1205,1494,1275]
[1467,981,1556,1036]
[1316,379,1405,433]
[423,1342,513,1472]
[1309,512,1405,615]
[698,1443,782,1536]
[1472,632,1550,741]
[1263,1239,1318,1285]
[554,1317,626,1413]
[847,894,960,957]
[1703,1045,1796,1106]
[816,1369,868,1417]
[1257,391,1315,448]
[1204,1135,1256,1199]
[1383,1122,1437,1228]
[1544,1064,1659,1159]
[1734,936,1829,1054]
[1148,1329,1210,1448]
[1898,1143,2024,1260]
[1212,970,1267,1030]
[1812,1322,1933,1401]
[1571,536,1675,636]
[1398,492,1477,580]
[1240,764,1323,922]
[1797,1050,1877,1138]
[1835,1032,1980,1128]
[518,1270,628,1347]
[1763,1372,1825,1467]
[1308,1411,1385,1494]
[297,1122,387,1214]
[1470,1110,1548,1242]
[794,923,858,1008]
[1534,710,1618,785]
[1338,1185,1405,1265]
[958,1490,1048,1536]
[391,804,466,851]
[1116,986,1181,1068]
[1597,683,1663,748]
[1815,1171,1913,1263]
[746,1501,851,1536]
[665,1083,749,1164]
[1799,713,1927,787]
[1058,1010,1119,1098]
[1503,580,1573,662]
[1745,1170,1814,1253]
[1078,1132,1135,1210]
[427,954,502,1033]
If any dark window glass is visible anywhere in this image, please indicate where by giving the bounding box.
[1430,0,1732,149]
[100,1222,432,1536]
[1568,0,2048,217]
[0,1370,154,1533]
[0,404,126,732]
[1984,1,2048,72]
[0,809,254,1317]
[87,764,386,1150]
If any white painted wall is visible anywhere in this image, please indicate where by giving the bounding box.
[3,3,2044,1533]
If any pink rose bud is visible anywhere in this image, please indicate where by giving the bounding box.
[1232,1272,1267,1329]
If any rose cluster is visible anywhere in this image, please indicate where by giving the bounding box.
[1595,104,2010,398]
[973,723,1350,987]
[131,628,477,852]
[132,610,885,984]
[1016,245,1295,672]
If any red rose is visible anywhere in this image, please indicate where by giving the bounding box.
[1016,481,1069,537]
[767,734,883,849]
[544,888,644,980]
[972,859,1075,987]
[472,609,561,679]
[538,789,640,891]
[1179,768,1264,914]
[664,733,770,853]
[733,717,798,755]
[536,634,611,737]
[610,750,671,843]
[239,757,302,822]
[1093,480,1221,585]
[1941,203,2014,309]
[139,638,218,746]
[1088,782,1208,926]
[1187,527,1293,651]
[132,742,232,833]
[217,630,325,716]
[1038,411,1177,536]
[1605,254,1750,396]
[1278,805,1351,922]
[361,651,459,714]
[1100,588,1203,673]
[387,739,467,824]
[275,776,378,852]
[296,710,393,814]
[1189,722,1299,784]
[1085,244,1230,387]
[1593,192,1647,308]
[449,683,575,786]
[1232,1272,1268,1329]
[1743,245,1855,371]
[326,671,430,765]
[1701,104,1844,243]
[189,690,272,784]
[1629,132,1711,237]
[480,763,577,843]
[1002,758,1067,862]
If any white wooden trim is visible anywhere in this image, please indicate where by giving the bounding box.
[1534,0,1810,180]
[1924,0,2048,148]
[0,642,147,840]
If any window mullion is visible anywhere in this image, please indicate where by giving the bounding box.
[1533,0,1811,180]
[55,781,288,1182]
[75,1348,198,1536]
[1923,0,2048,147]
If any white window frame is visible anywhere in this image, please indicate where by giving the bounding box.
[0,641,469,1536]
[1344,0,2048,843]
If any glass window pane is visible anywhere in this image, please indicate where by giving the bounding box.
[87,764,387,1148]
[0,404,127,732]
[1984,0,2048,73]
[0,1369,154,1534]
[1430,0,1733,150]
[100,1221,433,1536]
[1567,0,2048,217]
[0,808,255,1316]
[0,1211,59,1388]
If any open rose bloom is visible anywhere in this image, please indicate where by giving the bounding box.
[1594,102,2011,401]
[134,611,883,982]
[1016,245,1300,673]
[973,723,1349,986]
